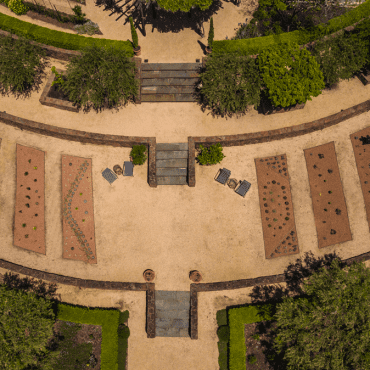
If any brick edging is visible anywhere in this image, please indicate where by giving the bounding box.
[0,111,157,188]
[0,258,156,338]
[189,251,370,339]
[187,99,370,187]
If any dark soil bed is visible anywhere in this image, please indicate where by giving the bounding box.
[47,76,74,101]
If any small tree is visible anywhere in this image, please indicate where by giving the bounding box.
[208,17,214,49]
[271,258,370,370]
[257,41,325,108]
[129,16,139,49]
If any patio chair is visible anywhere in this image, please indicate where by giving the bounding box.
[102,168,118,185]
[123,161,134,177]
[215,168,231,185]
[235,180,251,198]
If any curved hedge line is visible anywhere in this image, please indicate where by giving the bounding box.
[0,10,134,56]
[211,0,370,56]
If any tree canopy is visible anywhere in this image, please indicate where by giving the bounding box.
[143,0,213,13]
[271,258,370,370]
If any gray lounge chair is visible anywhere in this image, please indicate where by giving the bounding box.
[102,168,118,185]
[235,180,251,198]
[123,161,134,176]
[215,168,231,185]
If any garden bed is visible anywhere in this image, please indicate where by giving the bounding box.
[303,142,352,248]
[13,144,46,254]
[254,154,299,259]
[61,155,96,264]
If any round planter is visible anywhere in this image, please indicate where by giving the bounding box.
[189,270,202,283]
[205,46,212,55]
[143,269,155,282]
[133,45,141,56]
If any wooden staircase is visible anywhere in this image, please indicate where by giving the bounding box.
[141,62,202,102]
[156,143,188,185]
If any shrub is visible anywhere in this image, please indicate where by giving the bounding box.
[257,41,325,108]
[74,20,100,35]
[309,31,370,88]
[208,17,214,49]
[0,32,50,97]
[130,144,147,165]
[248,354,257,364]
[51,66,65,87]
[129,16,139,49]
[71,5,87,24]
[196,143,225,165]
[118,324,130,339]
[7,0,29,15]
[198,52,262,117]
[56,42,139,113]
[217,325,230,343]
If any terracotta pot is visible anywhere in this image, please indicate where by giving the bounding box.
[133,45,141,56]
[205,46,212,54]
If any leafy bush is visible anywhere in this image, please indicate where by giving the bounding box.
[196,143,226,165]
[71,5,87,24]
[248,354,257,364]
[74,20,100,35]
[51,66,65,87]
[129,144,147,165]
[129,16,139,49]
[118,324,130,339]
[309,30,370,88]
[0,32,50,97]
[56,42,139,113]
[257,41,325,108]
[7,0,29,14]
[217,325,230,343]
[208,16,214,49]
[198,52,262,117]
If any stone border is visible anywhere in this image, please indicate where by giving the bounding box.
[187,99,370,187]
[0,258,156,338]
[189,251,370,339]
[0,111,157,187]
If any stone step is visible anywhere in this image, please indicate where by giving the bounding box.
[156,168,187,176]
[155,325,189,337]
[141,94,197,102]
[156,150,188,159]
[155,290,191,307]
[142,70,200,79]
[141,86,195,94]
[141,63,202,71]
[141,77,199,86]
[156,176,187,185]
[156,309,189,320]
[156,143,188,151]
[156,159,187,168]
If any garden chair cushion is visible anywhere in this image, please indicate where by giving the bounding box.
[235,180,251,198]
[102,168,118,184]
[215,168,231,185]
[124,161,134,176]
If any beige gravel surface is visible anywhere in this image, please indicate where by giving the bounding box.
[1,1,370,369]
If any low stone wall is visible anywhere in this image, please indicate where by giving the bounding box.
[188,99,370,187]
[0,258,156,338]
[189,251,370,339]
[0,111,157,187]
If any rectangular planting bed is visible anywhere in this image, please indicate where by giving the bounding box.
[13,144,46,254]
[304,142,352,248]
[39,68,80,113]
[351,128,370,232]
[254,154,300,259]
[62,155,96,264]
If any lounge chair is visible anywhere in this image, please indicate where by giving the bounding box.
[123,161,134,176]
[102,168,118,185]
[215,168,231,185]
[235,180,251,198]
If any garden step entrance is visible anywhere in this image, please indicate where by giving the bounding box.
[141,62,202,102]
[155,290,190,337]
[156,143,188,185]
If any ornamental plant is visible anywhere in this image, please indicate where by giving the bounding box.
[152,0,212,12]
[208,17,214,49]
[248,354,257,364]
[198,52,262,117]
[71,5,87,24]
[51,66,65,87]
[196,143,226,165]
[129,144,147,165]
[257,41,325,108]
[7,0,29,15]
[74,20,100,35]
[129,16,139,49]
[309,30,370,89]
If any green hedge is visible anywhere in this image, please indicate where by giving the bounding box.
[211,0,370,57]
[55,302,130,370]
[0,11,134,56]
